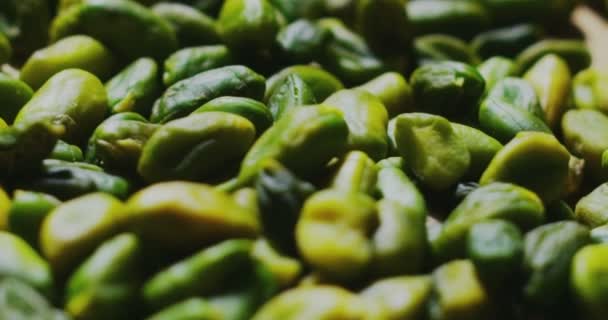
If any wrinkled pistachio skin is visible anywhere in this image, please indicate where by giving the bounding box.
[14,69,108,145]
[571,244,608,320]
[50,0,178,61]
[432,183,545,262]
[324,89,389,161]
[163,45,234,86]
[20,35,115,90]
[480,132,570,203]
[194,96,273,134]
[40,192,126,277]
[151,2,219,47]
[267,74,317,120]
[151,65,266,124]
[65,233,141,320]
[105,57,160,116]
[86,112,159,171]
[523,221,590,307]
[234,104,348,188]
[138,112,256,183]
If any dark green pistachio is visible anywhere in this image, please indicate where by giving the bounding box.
[410,61,485,117]
[217,0,283,52]
[413,34,479,66]
[105,57,160,116]
[229,104,348,190]
[432,182,545,262]
[267,74,317,120]
[318,18,387,85]
[194,96,273,134]
[264,65,344,102]
[86,112,159,171]
[255,160,316,255]
[17,159,130,200]
[7,190,60,250]
[50,0,178,61]
[143,239,252,311]
[163,45,235,87]
[151,65,265,124]
[406,0,490,39]
[65,233,142,320]
[471,23,544,59]
[0,73,34,124]
[276,19,331,64]
[151,2,219,47]
[571,244,608,320]
[355,0,411,56]
[523,221,590,307]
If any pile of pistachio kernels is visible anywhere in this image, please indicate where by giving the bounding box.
[1,0,608,319]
